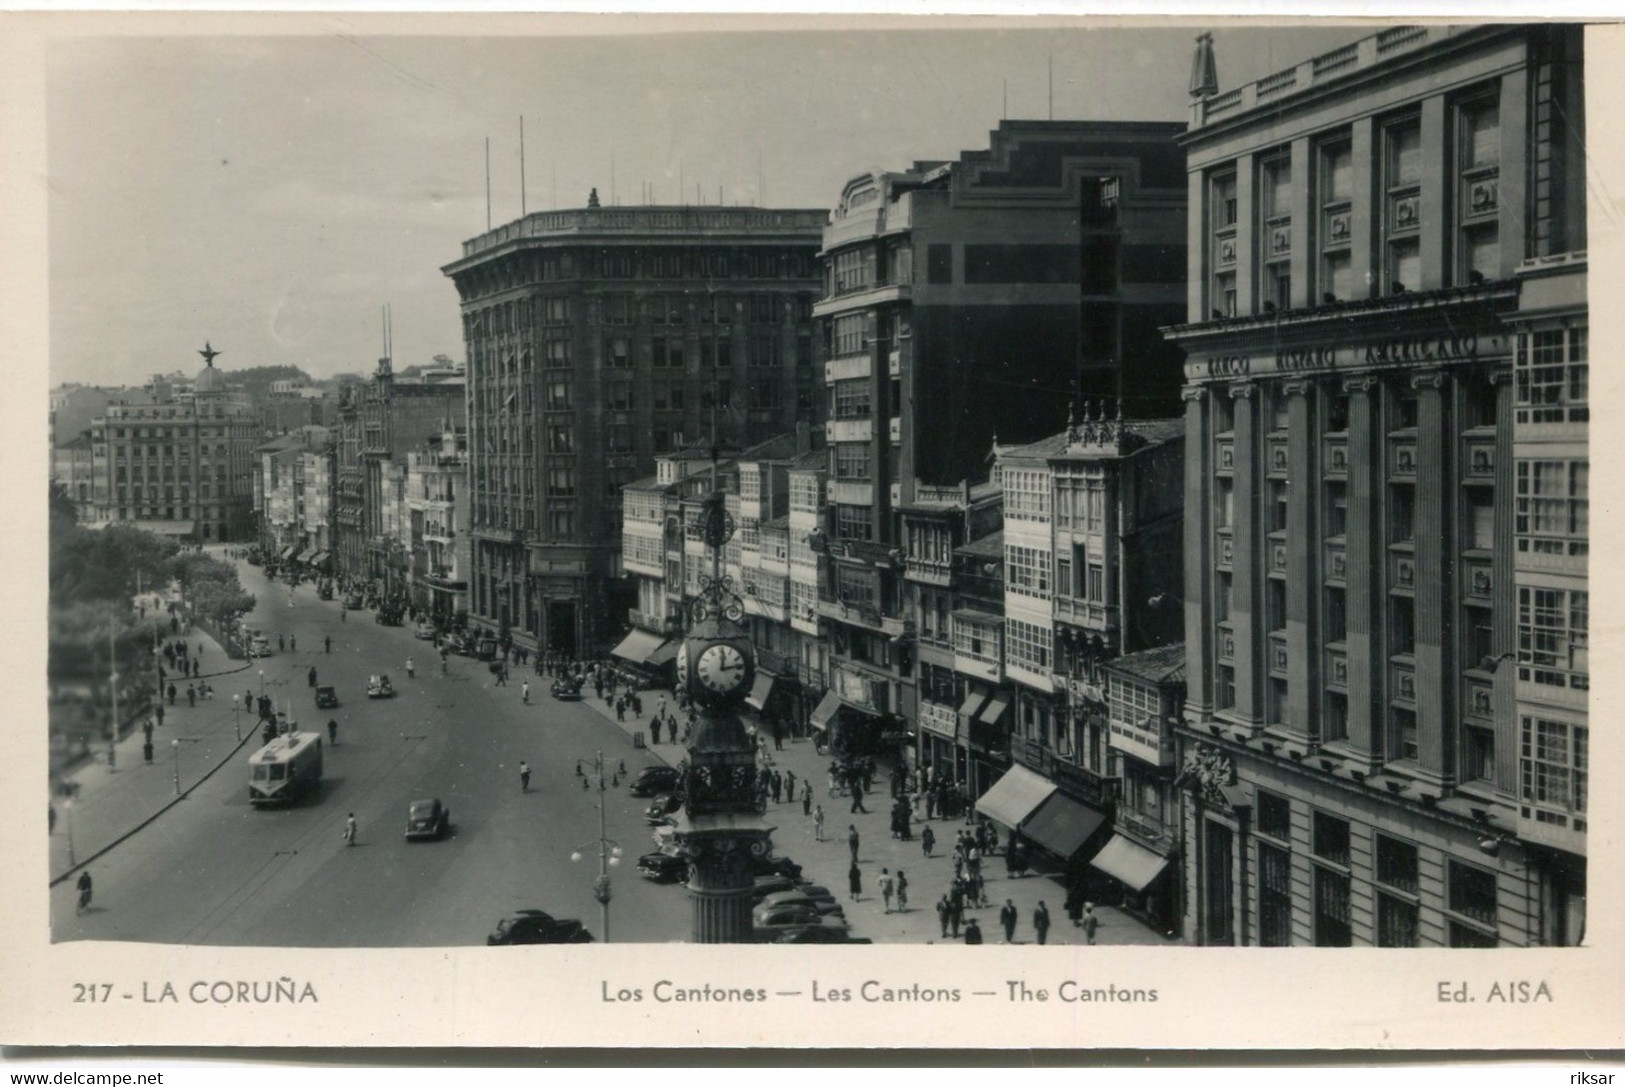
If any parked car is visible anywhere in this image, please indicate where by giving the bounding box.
[413,619,437,640]
[314,685,338,709]
[752,903,849,942]
[636,852,688,884]
[404,797,451,841]
[756,889,845,917]
[344,592,365,610]
[367,674,395,698]
[487,909,594,945]
[551,680,582,701]
[749,855,803,881]
[644,793,683,824]
[629,765,682,797]
[440,631,470,655]
[774,928,871,944]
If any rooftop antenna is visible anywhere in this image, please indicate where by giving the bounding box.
[484,137,492,231]
[519,116,527,217]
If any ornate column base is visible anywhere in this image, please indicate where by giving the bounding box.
[676,816,776,944]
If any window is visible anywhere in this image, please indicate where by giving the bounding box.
[1258,842,1293,947]
[1258,153,1293,311]
[1521,715,1588,820]
[546,466,576,496]
[834,504,873,541]
[606,337,632,368]
[547,426,574,453]
[1006,545,1051,598]
[832,249,873,294]
[542,296,571,325]
[1515,326,1588,424]
[652,381,685,412]
[1447,859,1498,934]
[652,335,684,369]
[831,379,872,419]
[1516,459,1587,554]
[1375,835,1419,894]
[604,294,631,325]
[1006,618,1052,674]
[834,444,870,481]
[547,508,575,537]
[747,381,780,410]
[1390,706,1418,762]
[1003,469,1051,521]
[1210,170,1238,316]
[1383,118,1423,293]
[605,382,635,412]
[1312,811,1350,867]
[1456,95,1501,284]
[545,381,572,411]
[1313,867,1352,947]
[1319,138,1355,302]
[835,565,876,609]
[832,314,868,356]
[1256,791,1292,841]
[1518,587,1588,690]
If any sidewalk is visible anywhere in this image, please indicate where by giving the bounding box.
[583,685,1181,947]
[48,624,259,885]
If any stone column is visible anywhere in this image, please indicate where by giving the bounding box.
[681,823,777,943]
[1342,377,1379,763]
[1283,380,1317,740]
[1183,385,1212,718]
[1412,370,1452,783]
[1229,383,1260,724]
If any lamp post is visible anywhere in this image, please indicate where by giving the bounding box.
[231,693,242,742]
[570,749,623,944]
[170,737,201,796]
[64,797,76,868]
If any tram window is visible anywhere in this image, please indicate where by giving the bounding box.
[268,764,286,781]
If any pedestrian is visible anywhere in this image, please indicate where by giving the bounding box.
[848,861,862,902]
[289,635,296,651]
[308,666,318,688]
[328,719,337,744]
[1065,886,1084,927]
[895,870,908,913]
[76,869,93,914]
[850,778,868,814]
[519,761,531,793]
[802,783,813,817]
[1033,901,1051,946]
[921,824,935,858]
[1082,903,1099,945]
[771,716,785,752]
[167,683,176,706]
[650,716,662,745]
[186,684,196,708]
[785,770,796,802]
[324,636,331,654]
[963,918,983,945]
[771,770,783,804]
[406,657,416,679]
[880,868,894,913]
[344,813,357,846]
[1000,899,1018,944]
[521,680,530,704]
[615,697,625,723]
[948,893,964,938]
[278,633,285,652]
[143,720,154,746]
[155,703,164,727]
[813,805,825,840]
[936,895,951,939]
[848,824,860,863]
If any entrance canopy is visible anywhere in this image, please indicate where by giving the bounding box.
[745,672,778,713]
[809,690,843,733]
[975,764,1057,829]
[1021,791,1107,861]
[1090,833,1171,892]
[611,628,668,665]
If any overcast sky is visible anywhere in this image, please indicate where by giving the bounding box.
[46,19,1370,388]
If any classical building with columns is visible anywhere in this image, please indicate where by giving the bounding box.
[1165,24,1585,946]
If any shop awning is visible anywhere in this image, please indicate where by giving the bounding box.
[1021,791,1108,862]
[979,695,1010,724]
[1090,833,1171,892]
[957,691,986,718]
[611,628,667,664]
[293,549,312,564]
[975,764,1057,829]
[310,551,330,570]
[644,638,679,668]
[279,545,297,559]
[745,672,778,713]
[809,690,843,733]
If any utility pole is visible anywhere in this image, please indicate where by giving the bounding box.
[571,750,623,942]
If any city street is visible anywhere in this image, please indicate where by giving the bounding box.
[49,554,690,946]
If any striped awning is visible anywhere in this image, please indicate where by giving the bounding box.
[975,764,1057,830]
[1090,833,1172,892]
[809,690,843,733]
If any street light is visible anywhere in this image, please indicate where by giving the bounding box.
[570,749,624,944]
[170,737,201,797]
[64,797,76,868]
[231,693,242,742]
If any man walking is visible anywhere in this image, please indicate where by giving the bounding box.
[521,680,530,704]
[936,895,951,939]
[1033,901,1051,946]
[813,804,825,841]
[784,770,796,803]
[921,824,936,858]
[802,783,813,817]
[1082,903,1099,946]
[406,656,416,679]
[879,868,894,913]
[344,813,358,846]
[849,777,868,814]
[519,761,531,793]
[847,824,860,863]
[895,870,909,913]
[324,636,331,654]
[1000,898,1019,944]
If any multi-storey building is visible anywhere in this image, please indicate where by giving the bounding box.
[443,202,826,659]
[332,385,366,579]
[86,353,257,541]
[1165,24,1586,946]
[404,426,470,621]
[50,385,121,485]
[54,434,96,513]
[972,415,1184,909]
[814,120,1188,767]
[253,426,333,565]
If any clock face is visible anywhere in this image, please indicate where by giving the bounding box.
[676,641,690,684]
[695,644,748,695]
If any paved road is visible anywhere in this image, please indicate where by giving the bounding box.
[51,558,689,947]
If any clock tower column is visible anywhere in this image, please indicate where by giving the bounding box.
[673,488,777,944]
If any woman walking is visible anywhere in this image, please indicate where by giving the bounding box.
[848,861,862,902]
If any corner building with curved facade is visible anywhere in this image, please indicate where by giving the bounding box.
[1166,24,1586,946]
[443,205,826,658]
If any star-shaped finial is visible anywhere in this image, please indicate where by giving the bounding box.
[198,342,220,367]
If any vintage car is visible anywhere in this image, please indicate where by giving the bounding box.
[366,674,395,698]
[404,798,451,841]
[487,909,594,946]
[628,765,682,797]
[314,685,339,709]
[413,619,437,640]
[635,852,689,884]
[550,679,583,702]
